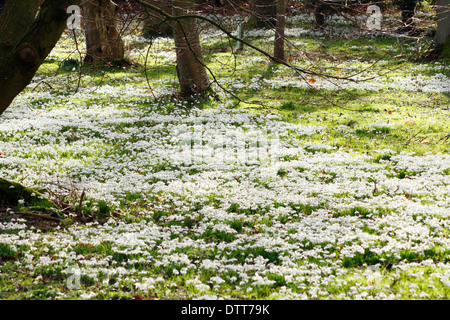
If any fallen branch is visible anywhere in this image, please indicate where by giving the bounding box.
[14,211,62,222]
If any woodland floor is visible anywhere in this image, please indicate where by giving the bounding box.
[0,10,449,299]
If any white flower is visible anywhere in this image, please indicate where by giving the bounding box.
[80,292,97,299]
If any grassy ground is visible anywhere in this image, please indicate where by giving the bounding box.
[0,11,449,300]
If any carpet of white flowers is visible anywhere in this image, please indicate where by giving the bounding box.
[0,14,449,299]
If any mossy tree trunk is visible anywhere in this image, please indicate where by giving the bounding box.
[142,0,172,38]
[0,178,53,207]
[172,0,210,97]
[0,0,80,117]
[81,0,125,64]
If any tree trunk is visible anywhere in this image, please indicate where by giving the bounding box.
[142,0,172,37]
[312,0,326,29]
[82,0,125,64]
[0,0,80,116]
[248,0,277,29]
[273,0,285,61]
[172,0,210,97]
[399,0,418,29]
[435,0,450,57]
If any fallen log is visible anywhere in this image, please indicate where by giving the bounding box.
[0,178,53,207]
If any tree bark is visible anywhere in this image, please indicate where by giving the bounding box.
[82,0,125,64]
[248,0,277,29]
[312,0,326,29]
[172,0,210,97]
[435,0,450,57]
[0,0,80,116]
[273,0,285,61]
[142,0,172,37]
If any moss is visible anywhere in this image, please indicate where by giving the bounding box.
[0,178,53,207]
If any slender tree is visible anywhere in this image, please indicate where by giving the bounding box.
[172,0,210,97]
[273,0,285,61]
[435,0,450,57]
[81,0,125,64]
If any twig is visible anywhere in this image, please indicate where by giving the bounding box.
[16,211,62,222]
[143,33,158,100]
[368,177,379,196]
[31,80,53,92]
[71,29,83,93]
[405,129,422,145]
[76,189,86,219]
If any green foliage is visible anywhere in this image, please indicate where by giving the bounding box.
[277,167,289,178]
[280,101,297,111]
[0,243,17,261]
[59,58,80,71]
[334,206,373,218]
[373,154,392,163]
[97,200,114,219]
[229,219,244,232]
